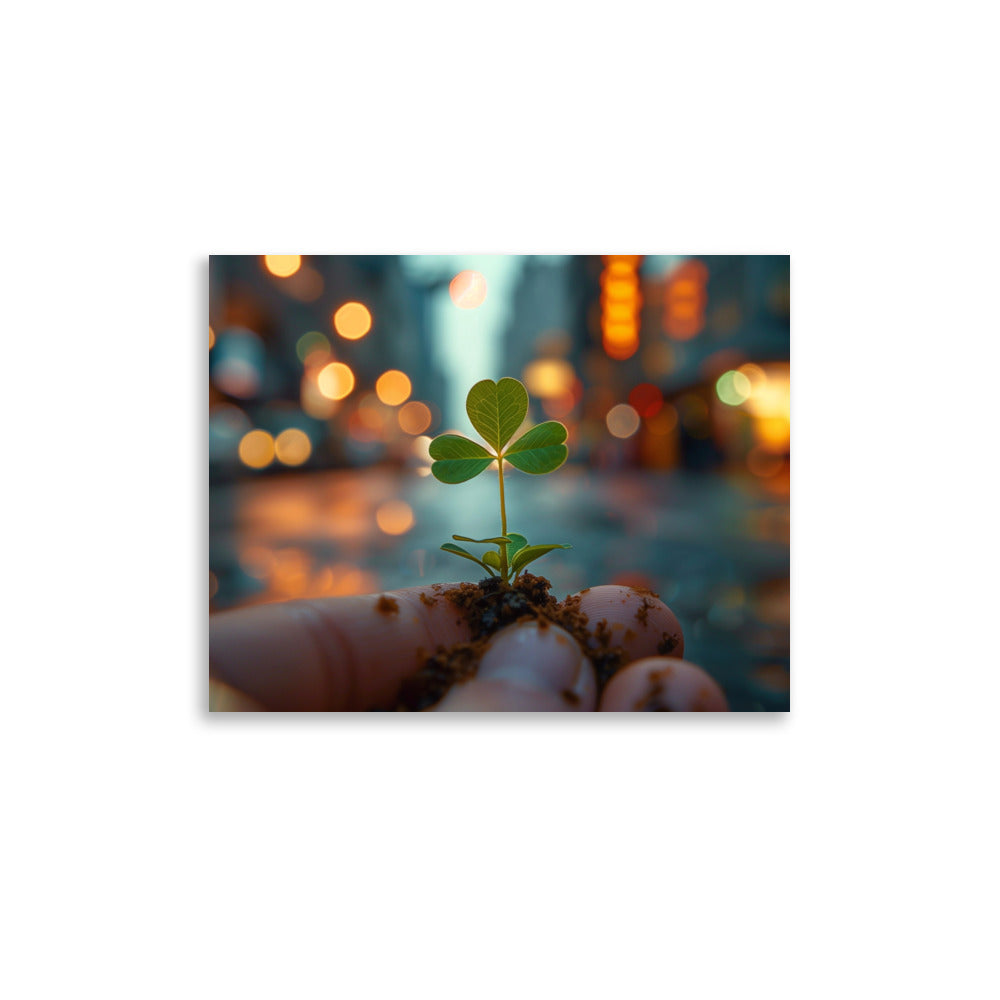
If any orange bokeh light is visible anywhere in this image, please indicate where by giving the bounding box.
[449,270,487,309]
[264,255,302,278]
[398,401,432,435]
[376,500,415,536]
[274,428,312,466]
[333,302,373,340]
[238,429,275,469]
[375,370,412,406]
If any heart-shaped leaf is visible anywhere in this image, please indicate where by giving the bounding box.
[505,532,528,557]
[504,421,568,475]
[511,543,571,574]
[440,543,495,575]
[466,378,528,452]
[429,434,494,484]
[452,535,511,546]
[483,550,501,570]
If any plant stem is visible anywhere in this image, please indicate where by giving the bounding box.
[497,452,509,581]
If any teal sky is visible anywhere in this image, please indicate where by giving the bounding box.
[402,254,523,429]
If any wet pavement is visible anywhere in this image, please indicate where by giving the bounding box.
[209,465,790,711]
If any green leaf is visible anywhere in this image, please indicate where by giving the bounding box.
[466,378,528,452]
[429,434,494,484]
[504,421,568,475]
[511,543,571,574]
[452,535,511,546]
[505,532,528,557]
[483,550,501,570]
[440,543,495,575]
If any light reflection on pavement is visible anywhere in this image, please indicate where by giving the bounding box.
[210,466,790,711]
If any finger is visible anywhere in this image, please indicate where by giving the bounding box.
[599,658,729,712]
[209,584,471,711]
[435,621,597,712]
[573,586,685,662]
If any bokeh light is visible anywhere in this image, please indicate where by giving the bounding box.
[264,255,302,278]
[375,369,412,406]
[449,270,487,309]
[628,383,664,418]
[376,499,415,535]
[238,429,275,469]
[209,326,215,350]
[606,403,641,439]
[301,372,339,418]
[317,361,355,400]
[274,428,312,467]
[522,359,574,398]
[716,369,752,406]
[398,401,432,434]
[296,331,331,365]
[646,402,678,435]
[333,302,372,340]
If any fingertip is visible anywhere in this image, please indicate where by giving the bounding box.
[574,585,684,662]
[435,621,597,712]
[599,657,729,712]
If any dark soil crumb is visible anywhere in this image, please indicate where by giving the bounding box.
[656,631,680,655]
[635,597,655,626]
[635,678,674,711]
[376,595,399,615]
[418,592,437,607]
[561,689,581,706]
[628,586,661,599]
[393,573,629,710]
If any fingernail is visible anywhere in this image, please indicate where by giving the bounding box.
[477,621,591,697]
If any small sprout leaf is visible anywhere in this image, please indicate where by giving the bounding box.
[505,532,529,557]
[440,543,495,575]
[466,378,528,452]
[483,550,501,570]
[504,421,568,475]
[429,434,494,484]
[452,535,511,545]
[511,543,572,574]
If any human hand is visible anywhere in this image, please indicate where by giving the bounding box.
[209,583,728,712]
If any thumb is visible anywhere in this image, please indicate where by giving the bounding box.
[434,621,597,712]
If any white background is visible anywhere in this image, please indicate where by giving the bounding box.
[2,2,998,998]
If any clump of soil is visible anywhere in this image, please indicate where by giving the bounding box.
[395,573,630,711]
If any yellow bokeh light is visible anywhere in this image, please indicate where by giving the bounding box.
[238,429,275,469]
[275,428,312,466]
[398,401,432,434]
[333,302,372,340]
[522,359,574,398]
[606,404,641,439]
[209,325,215,350]
[716,370,753,406]
[376,499,415,536]
[317,361,355,400]
[264,255,302,278]
[375,370,412,406]
[449,270,487,309]
[753,416,791,452]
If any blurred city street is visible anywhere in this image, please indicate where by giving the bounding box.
[210,464,789,711]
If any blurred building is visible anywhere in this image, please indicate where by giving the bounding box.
[209,255,448,482]
[499,254,790,482]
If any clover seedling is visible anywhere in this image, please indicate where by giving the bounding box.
[429,377,570,584]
